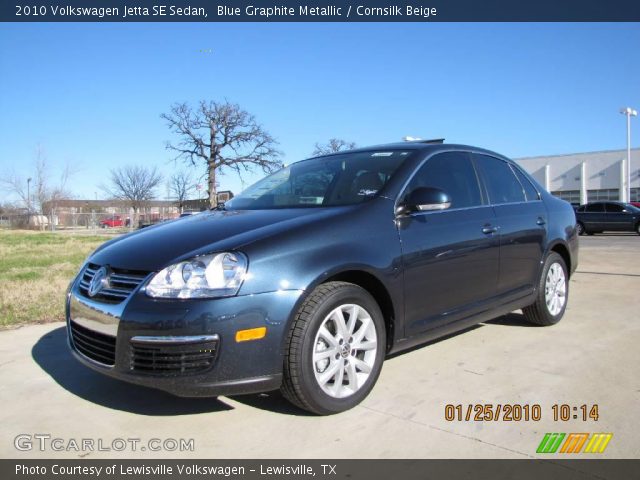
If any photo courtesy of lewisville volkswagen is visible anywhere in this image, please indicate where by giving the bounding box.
[67,139,578,415]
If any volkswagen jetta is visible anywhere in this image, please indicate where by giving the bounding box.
[66,141,578,414]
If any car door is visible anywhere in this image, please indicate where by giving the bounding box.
[474,154,547,300]
[584,203,606,230]
[397,151,500,336]
[604,203,634,231]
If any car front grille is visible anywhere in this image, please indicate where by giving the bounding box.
[70,320,117,366]
[130,338,219,376]
[78,263,148,303]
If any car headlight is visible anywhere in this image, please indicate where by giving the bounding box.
[146,252,247,299]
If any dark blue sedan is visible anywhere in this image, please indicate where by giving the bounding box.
[66,141,578,414]
[575,201,640,235]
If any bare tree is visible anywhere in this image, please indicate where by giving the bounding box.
[0,144,74,215]
[161,100,282,207]
[312,138,357,156]
[102,165,163,225]
[168,170,195,213]
[0,172,29,210]
[0,201,20,216]
[40,155,74,222]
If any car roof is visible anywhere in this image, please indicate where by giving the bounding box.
[312,142,508,160]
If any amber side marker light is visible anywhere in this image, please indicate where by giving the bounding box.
[235,327,267,342]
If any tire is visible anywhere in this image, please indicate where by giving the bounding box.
[281,281,386,415]
[576,222,585,236]
[523,252,569,326]
[636,223,640,235]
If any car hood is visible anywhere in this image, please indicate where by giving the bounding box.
[90,208,351,272]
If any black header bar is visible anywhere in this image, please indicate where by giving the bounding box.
[3,0,640,22]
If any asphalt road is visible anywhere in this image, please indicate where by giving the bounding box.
[1,234,638,459]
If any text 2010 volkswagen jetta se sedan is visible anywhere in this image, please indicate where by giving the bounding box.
[67,141,578,414]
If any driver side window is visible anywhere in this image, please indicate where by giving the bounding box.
[403,152,483,209]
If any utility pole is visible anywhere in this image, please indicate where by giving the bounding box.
[620,107,637,203]
[27,177,32,213]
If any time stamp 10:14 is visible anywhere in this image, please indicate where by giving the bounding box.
[444,404,600,422]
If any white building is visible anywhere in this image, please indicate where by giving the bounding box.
[514,148,640,205]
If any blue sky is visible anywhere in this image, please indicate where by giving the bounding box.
[1,22,639,202]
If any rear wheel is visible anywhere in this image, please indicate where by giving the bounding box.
[576,222,585,236]
[281,281,386,415]
[636,223,640,235]
[523,252,569,326]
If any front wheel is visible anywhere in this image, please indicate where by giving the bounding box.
[281,281,386,415]
[523,252,569,326]
[576,222,585,236]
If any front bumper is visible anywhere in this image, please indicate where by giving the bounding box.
[66,280,303,397]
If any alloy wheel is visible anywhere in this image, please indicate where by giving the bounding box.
[545,263,566,316]
[312,304,378,399]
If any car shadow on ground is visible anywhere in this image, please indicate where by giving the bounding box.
[228,391,313,416]
[384,312,535,360]
[32,314,535,417]
[484,312,539,327]
[31,326,234,416]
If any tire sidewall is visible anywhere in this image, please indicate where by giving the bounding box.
[297,285,386,414]
[539,253,569,325]
[577,222,585,235]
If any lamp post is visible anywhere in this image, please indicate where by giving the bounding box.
[620,107,637,203]
[27,177,32,213]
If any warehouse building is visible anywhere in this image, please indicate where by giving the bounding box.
[514,148,640,206]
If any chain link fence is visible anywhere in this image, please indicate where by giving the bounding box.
[0,208,183,232]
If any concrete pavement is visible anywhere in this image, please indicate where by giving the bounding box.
[1,234,638,459]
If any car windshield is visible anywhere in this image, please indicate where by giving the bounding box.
[225,150,412,210]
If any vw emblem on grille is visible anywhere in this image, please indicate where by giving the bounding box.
[88,266,109,297]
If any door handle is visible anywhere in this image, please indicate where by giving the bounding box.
[536,217,546,226]
[482,225,498,234]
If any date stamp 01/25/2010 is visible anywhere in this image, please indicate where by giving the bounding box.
[444,403,600,422]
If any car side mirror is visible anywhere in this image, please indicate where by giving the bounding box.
[396,187,452,215]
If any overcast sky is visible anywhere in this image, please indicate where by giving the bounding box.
[1,22,639,203]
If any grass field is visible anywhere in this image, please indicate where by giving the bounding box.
[0,231,111,327]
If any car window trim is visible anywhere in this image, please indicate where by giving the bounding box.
[509,162,542,202]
